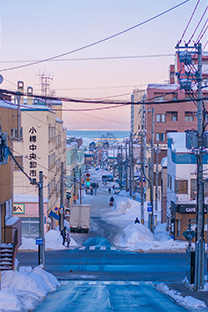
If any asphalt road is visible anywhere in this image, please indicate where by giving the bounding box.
[34,281,187,312]
[17,248,187,282]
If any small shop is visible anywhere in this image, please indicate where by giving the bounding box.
[170,200,207,242]
[13,194,48,238]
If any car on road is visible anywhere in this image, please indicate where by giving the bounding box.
[114,187,121,194]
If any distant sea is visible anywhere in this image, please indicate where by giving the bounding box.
[67,130,130,140]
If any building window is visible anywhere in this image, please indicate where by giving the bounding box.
[14,156,23,170]
[185,112,194,121]
[172,95,178,101]
[156,114,166,123]
[156,133,165,142]
[154,96,165,102]
[175,180,188,194]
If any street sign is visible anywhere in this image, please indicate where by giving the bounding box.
[54,207,58,211]
[59,208,63,214]
[36,237,43,245]
[182,225,196,241]
[49,210,60,221]
[147,206,152,212]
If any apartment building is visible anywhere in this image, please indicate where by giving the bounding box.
[131,89,145,137]
[0,99,22,269]
[167,132,208,242]
[13,88,66,234]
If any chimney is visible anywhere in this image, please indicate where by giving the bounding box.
[27,86,33,106]
[169,65,175,84]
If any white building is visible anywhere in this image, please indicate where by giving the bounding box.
[167,132,208,241]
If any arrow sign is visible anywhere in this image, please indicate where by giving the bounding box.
[182,225,196,241]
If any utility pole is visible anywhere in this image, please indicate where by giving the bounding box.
[140,103,145,224]
[129,138,132,196]
[195,42,205,290]
[38,171,45,267]
[150,108,154,232]
[79,167,82,204]
[59,162,64,231]
[155,144,159,212]
[125,141,128,192]
[73,169,76,204]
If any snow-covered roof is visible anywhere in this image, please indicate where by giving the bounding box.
[0,100,18,110]
[55,117,63,123]
[161,157,167,167]
[14,194,48,203]
[66,142,78,149]
[167,132,187,152]
[6,216,20,225]
[147,83,179,91]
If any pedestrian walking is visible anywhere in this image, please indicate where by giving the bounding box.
[61,226,67,246]
[91,188,93,196]
[135,217,140,224]
[66,232,71,248]
[108,187,111,194]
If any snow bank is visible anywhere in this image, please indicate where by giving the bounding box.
[19,229,78,251]
[0,265,60,311]
[156,283,207,309]
[103,195,188,252]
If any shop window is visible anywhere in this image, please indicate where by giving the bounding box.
[175,180,188,194]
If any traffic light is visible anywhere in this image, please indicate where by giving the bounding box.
[86,173,90,186]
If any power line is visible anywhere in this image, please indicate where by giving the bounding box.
[179,0,201,44]
[0,0,190,72]
[0,54,174,64]
[187,4,208,44]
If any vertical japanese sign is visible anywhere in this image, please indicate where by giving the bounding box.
[29,127,37,183]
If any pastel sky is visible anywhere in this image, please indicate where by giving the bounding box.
[0,0,207,130]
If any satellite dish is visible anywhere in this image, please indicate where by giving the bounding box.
[0,74,3,84]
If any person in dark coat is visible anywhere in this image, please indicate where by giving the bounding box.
[61,226,67,245]
[135,217,140,224]
[108,187,111,194]
[110,196,114,203]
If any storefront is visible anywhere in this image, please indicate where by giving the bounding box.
[13,194,48,238]
[171,200,207,242]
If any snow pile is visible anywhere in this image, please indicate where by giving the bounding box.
[19,229,78,251]
[103,195,188,252]
[156,283,206,310]
[0,265,60,311]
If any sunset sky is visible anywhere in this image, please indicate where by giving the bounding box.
[0,0,207,130]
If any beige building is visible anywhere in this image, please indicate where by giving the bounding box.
[0,99,22,270]
[131,89,145,137]
[13,100,66,231]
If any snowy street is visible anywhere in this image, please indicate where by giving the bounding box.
[2,168,208,311]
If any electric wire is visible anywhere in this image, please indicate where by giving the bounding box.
[195,17,208,42]
[0,0,190,72]
[178,0,200,44]
[187,4,208,44]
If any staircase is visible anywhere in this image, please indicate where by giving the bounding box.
[0,243,13,270]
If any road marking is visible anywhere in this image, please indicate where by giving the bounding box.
[103,281,111,285]
[89,281,97,285]
[117,281,125,285]
[89,246,96,250]
[79,246,86,250]
[100,246,106,250]
[61,281,69,285]
[131,281,140,285]
[74,281,83,285]
[110,246,116,250]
